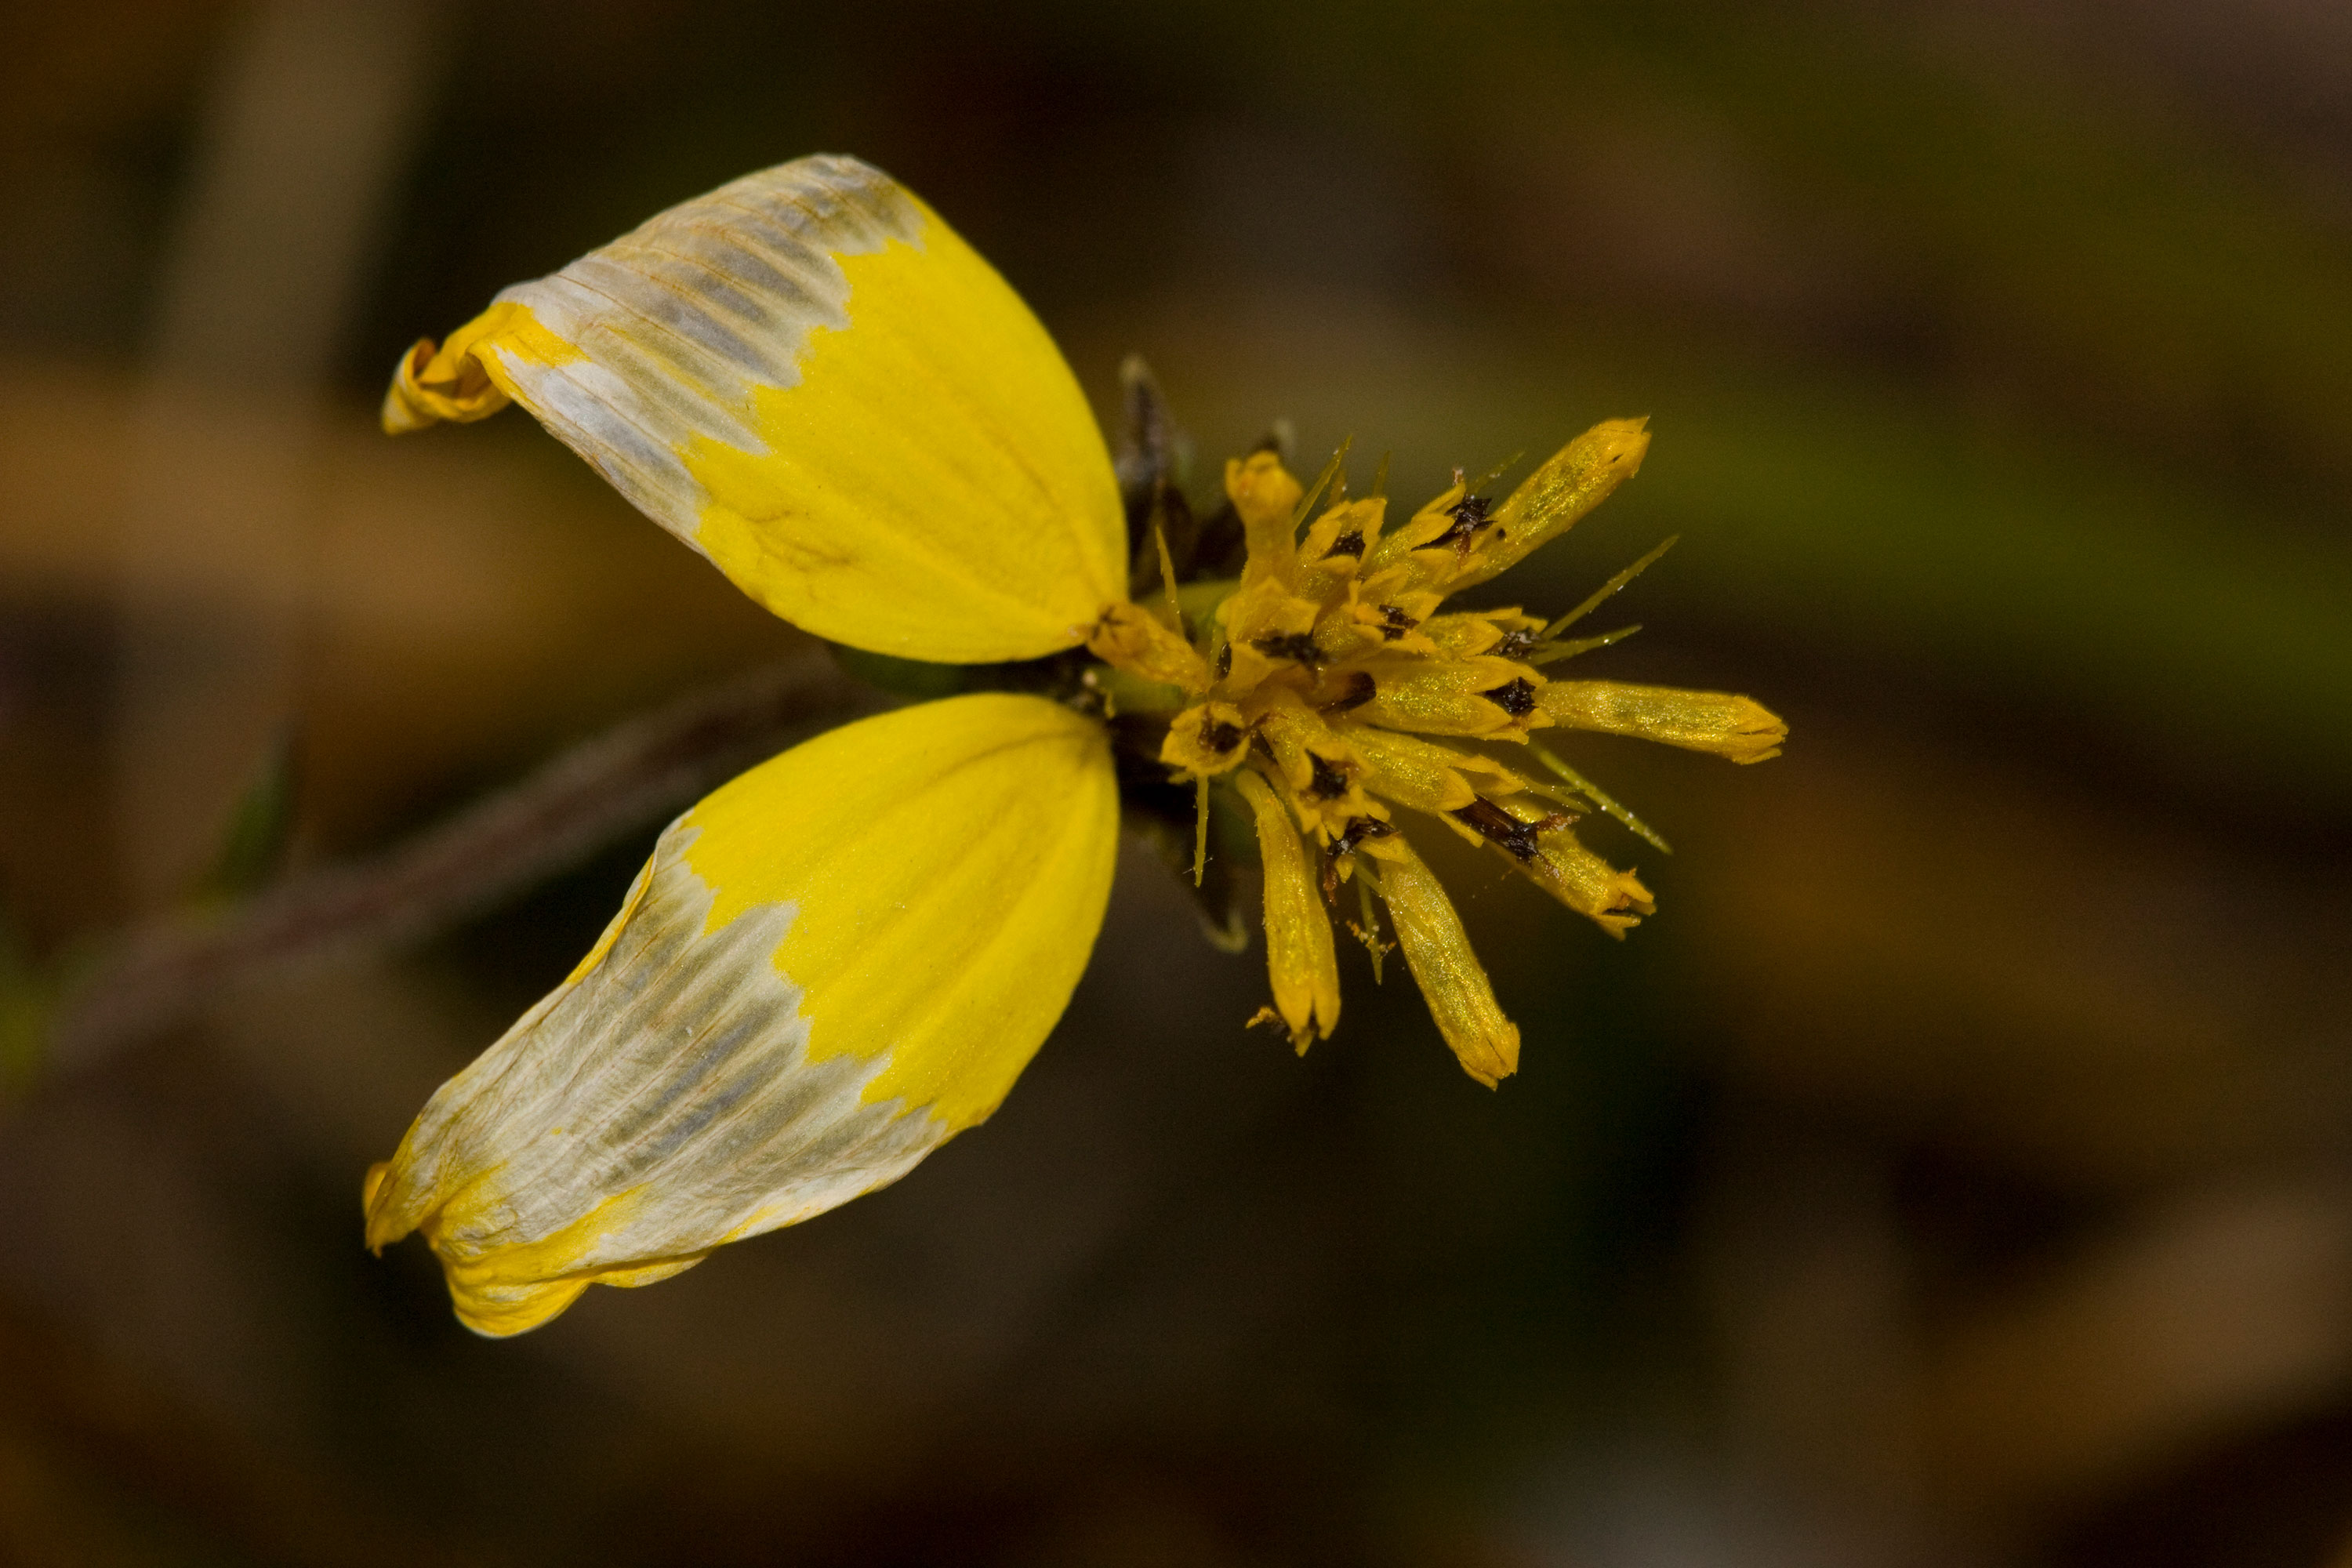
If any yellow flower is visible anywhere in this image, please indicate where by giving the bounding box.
[364,154,1786,1336]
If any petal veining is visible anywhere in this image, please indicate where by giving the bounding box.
[384,154,1126,662]
[364,692,1120,1335]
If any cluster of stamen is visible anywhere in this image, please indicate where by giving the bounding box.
[1084,419,1666,1087]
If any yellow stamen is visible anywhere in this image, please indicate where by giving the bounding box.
[1456,417,1652,589]
[1235,771,1341,1051]
[1353,656,1548,739]
[1537,681,1788,764]
[1088,601,1210,691]
[1527,832,1656,937]
[1373,841,1519,1087]
[1227,450,1305,584]
[1348,727,1528,815]
[1420,608,1544,659]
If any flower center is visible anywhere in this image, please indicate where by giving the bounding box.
[1076,427,1671,1080]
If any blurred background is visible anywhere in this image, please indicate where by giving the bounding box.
[4,0,2350,1562]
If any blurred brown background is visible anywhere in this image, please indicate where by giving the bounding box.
[3,0,2350,1563]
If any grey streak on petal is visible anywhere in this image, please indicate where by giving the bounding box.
[482,155,928,547]
[384,816,945,1272]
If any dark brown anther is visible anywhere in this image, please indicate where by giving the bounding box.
[1200,714,1244,755]
[1214,641,1233,680]
[1250,633,1323,667]
[1482,677,1537,717]
[1306,752,1351,800]
[1377,604,1416,641]
[1324,529,1365,559]
[1449,799,1563,862]
[1321,671,1377,713]
[1432,493,1494,554]
[1322,815,1398,902]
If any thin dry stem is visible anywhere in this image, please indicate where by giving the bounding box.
[46,652,875,1076]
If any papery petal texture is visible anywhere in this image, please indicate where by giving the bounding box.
[364,693,1120,1336]
[384,154,1127,662]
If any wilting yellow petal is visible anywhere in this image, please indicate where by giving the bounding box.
[1354,655,1546,739]
[1375,839,1519,1086]
[382,155,1124,662]
[1293,496,1382,604]
[1417,608,1540,659]
[1087,601,1210,692]
[1526,829,1657,937]
[383,298,591,433]
[364,693,1119,1337]
[1251,701,1376,838]
[1346,727,1528,815]
[1537,680,1788,763]
[1227,450,1305,588]
[1452,418,1650,589]
[1362,477,1466,576]
[1235,769,1341,1051]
